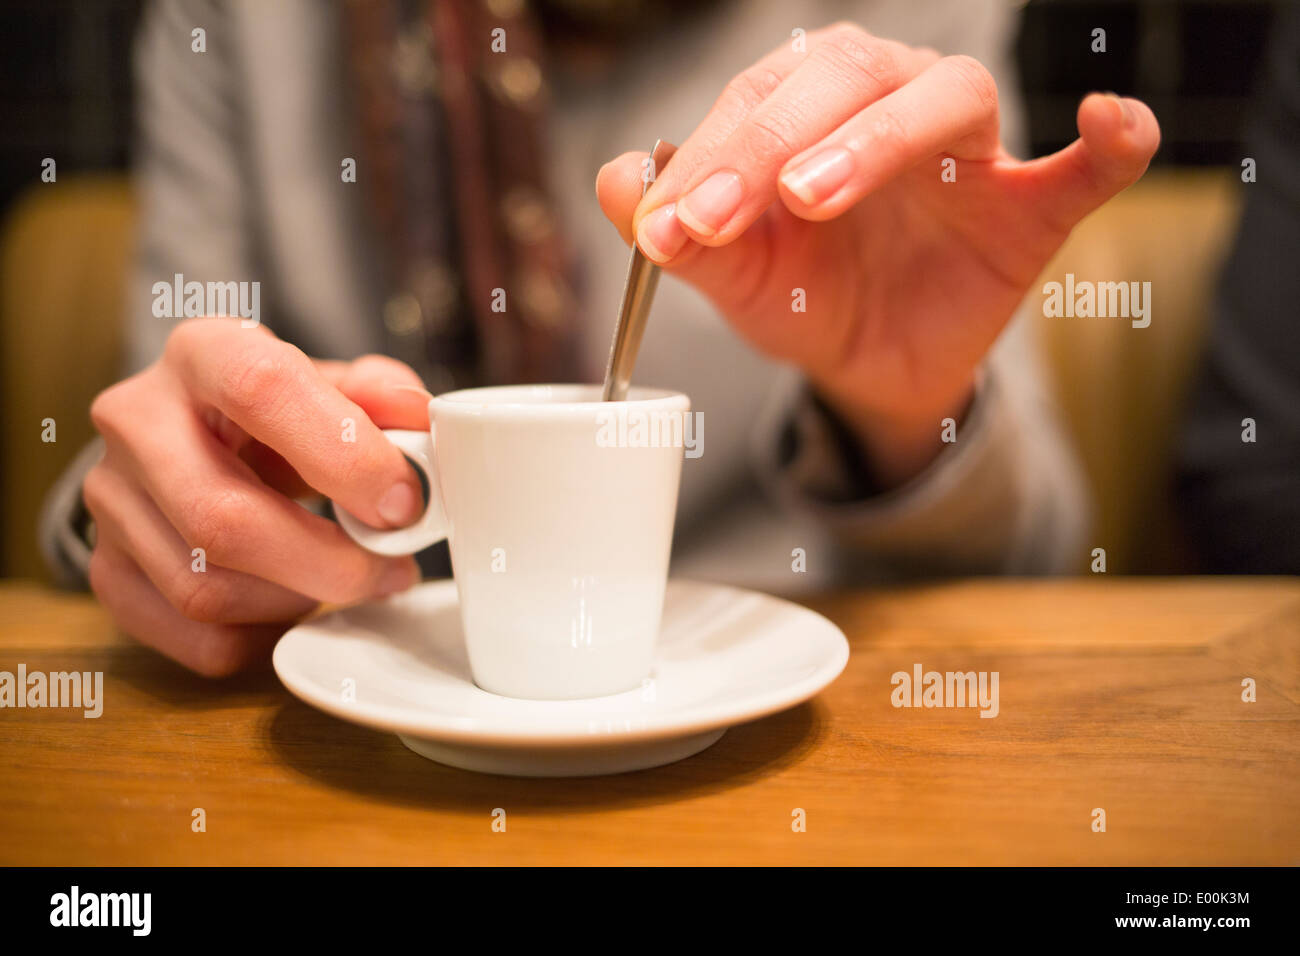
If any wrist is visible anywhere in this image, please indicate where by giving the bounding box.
[816,380,977,489]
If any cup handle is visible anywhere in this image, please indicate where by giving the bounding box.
[335,429,448,556]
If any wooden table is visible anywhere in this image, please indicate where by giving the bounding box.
[1,577,1297,865]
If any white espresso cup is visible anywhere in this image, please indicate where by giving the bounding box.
[335,383,690,700]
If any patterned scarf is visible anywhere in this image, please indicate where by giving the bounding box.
[344,0,579,390]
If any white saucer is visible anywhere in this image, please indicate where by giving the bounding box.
[272,579,849,777]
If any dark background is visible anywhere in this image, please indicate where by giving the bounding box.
[1016,0,1277,162]
[0,0,1281,220]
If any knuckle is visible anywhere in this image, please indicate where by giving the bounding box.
[721,65,785,112]
[168,569,233,623]
[162,318,200,360]
[868,107,912,152]
[826,21,870,45]
[179,484,257,565]
[219,341,308,422]
[87,390,113,435]
[742,111,803,165]
[81,465,111,522]
[944,55,998,115]
[819,25,898,92]
[89,381,133,441]
[164,316,271,366]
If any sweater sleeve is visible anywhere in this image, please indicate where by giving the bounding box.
[751,314,1091,577]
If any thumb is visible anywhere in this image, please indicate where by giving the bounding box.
[596,149,774,322]
[1020,92,1162,233]
[595,150,646,246]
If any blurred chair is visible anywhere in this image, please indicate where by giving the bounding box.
[0,170,1240,581]
[1030,169,1241,572]
[0,176,132,582]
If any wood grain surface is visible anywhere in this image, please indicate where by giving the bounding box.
[1,577,1297,865]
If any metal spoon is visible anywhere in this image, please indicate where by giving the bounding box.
[601,139,677,402]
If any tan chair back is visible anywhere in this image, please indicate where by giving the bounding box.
[0,177,133,580]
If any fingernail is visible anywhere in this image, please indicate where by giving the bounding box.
[378,560,418,596]
[677,170,744,236]
[781,147,854,206]
[1118,98,1136,129]
[636,204,689,263]
[377,480,420,526]
[1103,92,1134,128]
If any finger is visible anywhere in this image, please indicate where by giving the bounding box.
[180,403,313,498]
[246,355,432,499]
[607,24,840,261]
[633,25,933,256]
[598,146,805,348]
[91,378,421,604]
[164,319,423,529]
[83,457,319,624]
[88,539,283,678]
[1015,92,1161,233]
[595,143,684,255]
[624,24,837,218]
[778,54,1001,221]
[238,441,315,499]
[596,150,650,246]
[327,354,431,429]
[597,23,825,258]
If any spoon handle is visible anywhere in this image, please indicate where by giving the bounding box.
[601,139,676,402]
